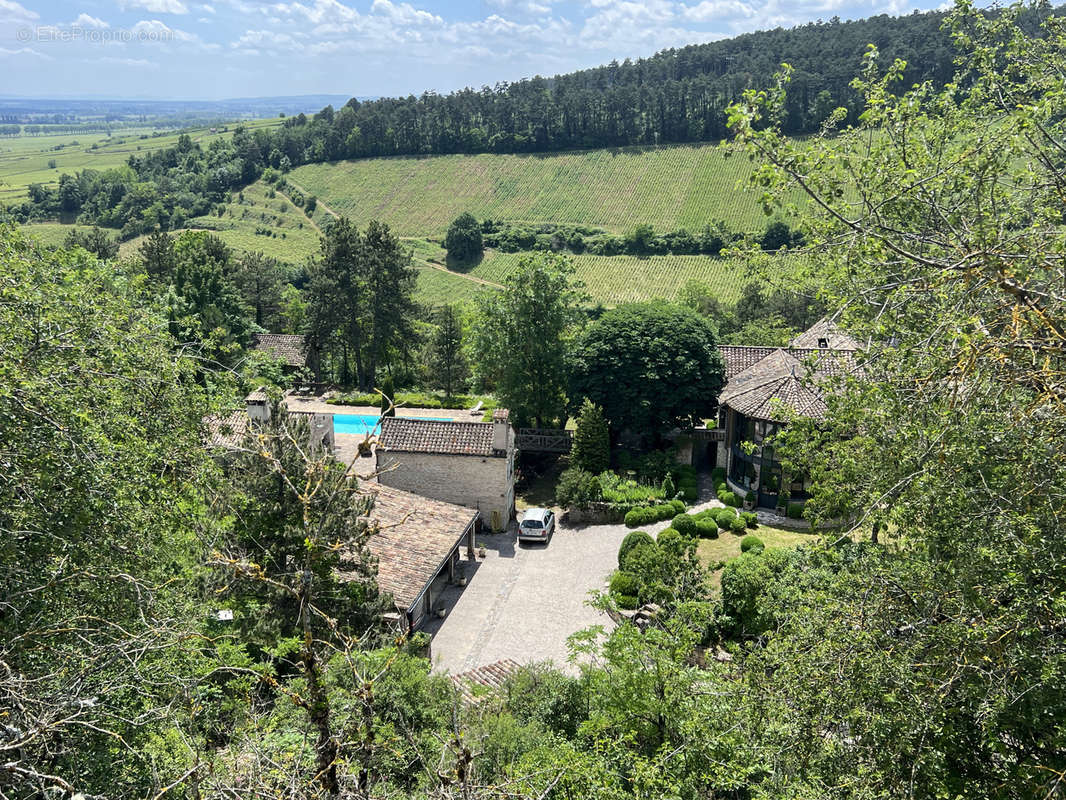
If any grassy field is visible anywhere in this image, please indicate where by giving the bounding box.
[289,143,806,237]
[697,526,816,588]
[464,249,792,305]
[19,222,147,258]
[0,118,283,204]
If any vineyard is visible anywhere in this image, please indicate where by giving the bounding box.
[414,242,796,306]
[288,143,808,238]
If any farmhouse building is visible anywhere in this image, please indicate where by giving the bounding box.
[375,409,516,531]
[716,319,860,510]
[252,333,316,381]
[204,390,335,452]
[341,483,478,633]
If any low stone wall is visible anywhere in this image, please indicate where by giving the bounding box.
[563,502,626,526]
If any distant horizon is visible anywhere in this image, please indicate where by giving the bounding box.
[2,0,957,101]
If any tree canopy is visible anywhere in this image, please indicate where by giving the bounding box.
[569,301,725,437]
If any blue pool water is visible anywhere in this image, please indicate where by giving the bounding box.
[332,413,454,435]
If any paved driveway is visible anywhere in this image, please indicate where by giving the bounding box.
[423,517,632,674]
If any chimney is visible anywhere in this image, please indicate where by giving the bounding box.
[245,389,270,422]
[492,408,511,452]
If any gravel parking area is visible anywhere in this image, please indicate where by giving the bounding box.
[423,517,631,674]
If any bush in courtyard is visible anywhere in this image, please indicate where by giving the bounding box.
[745,491,756,504]
[616,593,639,610]
[609,570,639,598]
[740,535,765,554]
[669,498,686,515]
[787,501,806,519]
[618,530,655,568]
[730,516,748,534]
[741,511,758,529]
[717,488,740,507]
[715,508,738,528]
[570,399,610,474]
[680,482,699,502]
[672,514,697,537]
[656,527,684,554]
[661,473,676,498]
[694,518,718,538]
[711,467,726,484]
[555,467,599,509]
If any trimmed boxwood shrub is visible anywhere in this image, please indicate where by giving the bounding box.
[730,516,748,534]
[741,511,758,529]
[711,467,725,484]
[616,593,639,610]
[625,503,679,528]
[656,527,682,552]
[672,513,697,537]
[669,498,686,515]
[609,570,640,597]
[694,519,718,538]
[715,508,738,528]
[787,501,806,519]
[618,530,655,567]
[717,488,740,507]
[624,508,649,528]
[740,535,765,553]
[679,482,698,503]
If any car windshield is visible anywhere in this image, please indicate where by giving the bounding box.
[521,519,543,529]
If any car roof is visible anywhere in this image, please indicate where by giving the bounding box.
[522,507,550,520]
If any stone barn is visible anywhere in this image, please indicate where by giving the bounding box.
[375,409,515,531]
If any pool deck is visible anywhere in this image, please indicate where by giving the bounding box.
[284,396,475,420]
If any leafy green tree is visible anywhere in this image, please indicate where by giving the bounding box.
[277,283,308,334]
[0,227,216,796]
[569,301,724,438]
[570,398,609,474]
[445,211,483,262]
[63,225,118,259]
[430,303,468,398]
[306,218,417,389]
[139,229,176,280]
[725,4,1066,794]
[232,250,285,328]
[473,252,585,426]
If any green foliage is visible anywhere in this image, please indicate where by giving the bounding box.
[661,473,676,498]
[555,466,600,509]
[429,303,468,398]
[624,503,679,528]
[618,530,655,569]
[609,570,640,598]
[445,211,483,261]
[730,515,748,534]
[472,252,584,426]
[570,398,610,474]
[63,225,119,259]
[569,301,725,438]
[719,547,795,636]
[740,535,765,553]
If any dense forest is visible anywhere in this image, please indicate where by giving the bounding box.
[9,6,1056,236]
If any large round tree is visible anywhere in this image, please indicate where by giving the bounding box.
[569,301,725,436]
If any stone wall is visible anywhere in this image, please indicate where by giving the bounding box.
[376,451,514,530]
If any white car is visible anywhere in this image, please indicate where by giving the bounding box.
[518,507,555,543]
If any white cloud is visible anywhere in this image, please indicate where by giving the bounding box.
[98,55,156,65]
[201,2,215,10]
[119,0,190,14]
[131,18,198,40]
[72,12,110,27]
[0,46,51,58]
[682,0,756,22]
[0,0,38,21]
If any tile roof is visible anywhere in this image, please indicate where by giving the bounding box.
[204,410,249,448]
[342,484,477,613]
[789,317,862,351]
[378,417,502,457]
[718,345,856,380]
[719,348,831,421]
[451,659,522,703]
[253,333,307,368]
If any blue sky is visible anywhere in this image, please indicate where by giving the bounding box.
[1,0,949,99]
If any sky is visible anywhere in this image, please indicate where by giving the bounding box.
[1,0,950,100]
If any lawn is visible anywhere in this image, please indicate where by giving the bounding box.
[698,525,816,588]
[289,143,808,237]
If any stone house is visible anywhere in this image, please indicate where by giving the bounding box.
[375,409,516,531]
[715,319,860,510]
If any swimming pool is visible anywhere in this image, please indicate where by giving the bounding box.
[332,413,454,435]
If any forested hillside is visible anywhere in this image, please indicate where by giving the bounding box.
[8,6,1054,235]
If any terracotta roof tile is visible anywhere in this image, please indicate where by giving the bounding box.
[379,417,501,457]
[720,348,840,421]
[341,484,477,613]
[204,410,249,448]
[451,659,522,703]
[789,317,862,350]
[253,333,307,368]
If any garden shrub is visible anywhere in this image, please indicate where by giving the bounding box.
[730,516,748,534]
[616,594,639,610]
[694,519,718,538]
[711,466,725,484]
[717,488,740,507]
[669,498,686,515]
[555,467,598,509]
[680,483,698,503]
[745,491,756,504]
[618,530,655,568]
[741,511,758,529]
[740,535,765,553]
[609,570,639,597]
[715,508,738,528]
[624,508,647,528]
[661,474,675,498]
[787,501,805,519]
[656,527,683,553]
[672,513,697,537]
[621,541,659,573]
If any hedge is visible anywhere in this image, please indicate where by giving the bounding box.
[609,570,640,597]
[694,519,718,538]
[741,511,758,529]
[624,503,680,528]
[740,535,765,553]
[715,508,738,528]
[616,593,640,610]
[730,516,748,534]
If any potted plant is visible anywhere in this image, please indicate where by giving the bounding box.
[477,541,487,558]
[775,491,790,516]
[744,490,756,510]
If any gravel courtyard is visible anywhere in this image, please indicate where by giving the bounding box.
[422,517,632,675]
